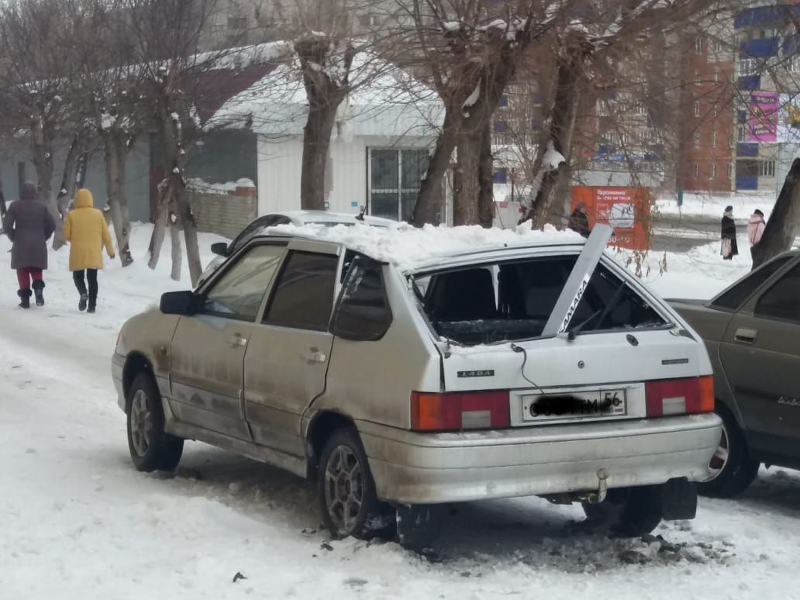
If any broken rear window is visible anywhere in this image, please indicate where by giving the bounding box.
[414,256,668,345]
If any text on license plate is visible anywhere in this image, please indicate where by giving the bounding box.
[521,389,627,421]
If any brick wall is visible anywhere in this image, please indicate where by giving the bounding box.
[189,186,257,239]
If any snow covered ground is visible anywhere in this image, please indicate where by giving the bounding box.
[656,192,776,221]
[1,223,798,599]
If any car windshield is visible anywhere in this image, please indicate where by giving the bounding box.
[413,256,667,345]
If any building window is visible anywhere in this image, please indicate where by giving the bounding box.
[368,148,431,222]
[695,36,704,54]
[713,67,720,82]
[789,55,800,73]
[711,131,717,148]
[738,58,758,77]
[694,101,701,117]
[710,163,717,179]
[759,160,775,177]
[493,168,508,184]
[693,132,701,148]
[694,162,700,177]
[737,125,747,142]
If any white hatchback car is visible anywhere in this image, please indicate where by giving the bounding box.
[113,223,721,546]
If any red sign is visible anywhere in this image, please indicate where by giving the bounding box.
[571,186,651,250]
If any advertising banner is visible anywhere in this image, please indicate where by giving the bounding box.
[570,187,651,250]
[748,91,779,143]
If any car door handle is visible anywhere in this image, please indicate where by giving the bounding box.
[304,347,327,363]
[228,334,248,348]
[734,328,757,344]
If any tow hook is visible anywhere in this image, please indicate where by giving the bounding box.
[585,468,609,504]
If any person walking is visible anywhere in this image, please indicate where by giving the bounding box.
[747,209,766,260]
[2,182,55,308]
[568,202,591,238]
[720,205,738,260]
[64,188,115,313]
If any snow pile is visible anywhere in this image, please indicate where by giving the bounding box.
[186,177,256,195]
[267,222,583,271]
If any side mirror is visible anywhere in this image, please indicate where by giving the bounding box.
[160,291,199,315]
[211,242,229,257]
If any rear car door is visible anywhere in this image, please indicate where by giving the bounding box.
[243,240,340,456]
[718,260,800,455]
[169,242,286,440]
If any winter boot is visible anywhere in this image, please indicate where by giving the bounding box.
[87,295,96,314]
[78,293,88,312]
[17,289,32,309]
[32,280,45,306]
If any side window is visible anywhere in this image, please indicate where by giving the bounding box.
[712,255,792,310]
[264,251,339,331]
[568,264,667,333]
[332,255,392,341]
[202,244,285,321]
[754,263,800,324]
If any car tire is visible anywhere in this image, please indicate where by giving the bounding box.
[318,428,388,540]
[126,372,184,472]
[583,486,663,538]
[698,405,759,498]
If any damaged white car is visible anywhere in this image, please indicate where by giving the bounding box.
[112,223,721,546]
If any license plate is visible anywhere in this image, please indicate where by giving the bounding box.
[521,388,627,422]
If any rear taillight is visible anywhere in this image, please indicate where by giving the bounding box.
[410,391,510,432]
[645,376,714,417]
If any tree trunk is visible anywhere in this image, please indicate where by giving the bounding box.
[751,158,800,269]
[530,54,581,229]
[453,129,481,225]
[30,121,56,223]
[175,182,202,286]
[105,133,134,266]
[477,121,494,228]
[170,215,182,282]
[52,135,83,250]
[300,98,339,211]
[148,179,169,270]
[413,111,459,226]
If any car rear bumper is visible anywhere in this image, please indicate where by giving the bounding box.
[358,413,722,504]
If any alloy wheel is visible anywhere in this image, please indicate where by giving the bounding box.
[323,445,364,534]
[129,389,154,457]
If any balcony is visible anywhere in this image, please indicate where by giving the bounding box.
[737,143,759,157]
[737,75,761,90]
[740,37,780,59]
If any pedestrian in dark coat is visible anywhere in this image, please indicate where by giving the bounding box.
[568,202,591,238]
[720,205,738,260]
[2,182,56,308]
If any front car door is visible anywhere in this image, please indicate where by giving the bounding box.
[169,242,286,440]
[718,258,800,461]
[243,240,340,457]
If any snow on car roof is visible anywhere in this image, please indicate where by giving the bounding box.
[265,222,584,271]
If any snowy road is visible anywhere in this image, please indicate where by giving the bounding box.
[2,226,799,599]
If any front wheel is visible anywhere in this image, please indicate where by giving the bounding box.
[318,428,389,540]
[126,372,183,472]
[698,405,759,498]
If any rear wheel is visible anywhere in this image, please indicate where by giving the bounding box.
[582,486,662,537]
[318,428,390,539]
[698,405,759,498]
[126,372,183,472]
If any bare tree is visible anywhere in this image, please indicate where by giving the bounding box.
[395,0,559,226]
[0,0,77,233]
[123,0,223,284]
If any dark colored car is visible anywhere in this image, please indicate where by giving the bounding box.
[671,250,800,497]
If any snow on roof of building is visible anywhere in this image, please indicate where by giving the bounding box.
[265,222,584,271]
[206,51,443,139]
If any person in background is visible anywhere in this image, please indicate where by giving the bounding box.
[720,205,738,260]
[2,182,56,308]
[747,209,766,260]
[64,188,115,313]
[568,202,591,238]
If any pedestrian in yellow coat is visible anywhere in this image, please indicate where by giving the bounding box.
[63,188,115,313]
